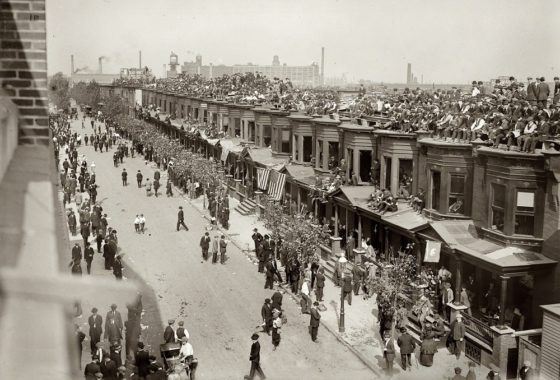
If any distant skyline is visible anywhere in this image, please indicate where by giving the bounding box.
[47,0,558,84]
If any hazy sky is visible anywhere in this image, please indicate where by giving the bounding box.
[47,0,558,84]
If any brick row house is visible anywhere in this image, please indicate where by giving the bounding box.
[105,84,560,376]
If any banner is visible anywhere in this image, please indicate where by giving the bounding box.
[424,240,441,263]
[268,170,286,201]
[257,168,271,190]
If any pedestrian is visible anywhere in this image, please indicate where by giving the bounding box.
[136,170,143,188]
[135,342,150,380]
[101,355,118,380]
[466,361,477,380]
[96,231,104,253]
[164,319,176,343]
[352,263,365,296]
[300,276,311,314]
[153,178,160,197]
[452,367,467,380]
[220,235,228,264]
[246,333,265,380]
[110,344,123,368]
[121,169,128,186]
[76,324,86,369]
[176,321,189,341]
[176,206,189,231]
[211,234,219,264]
[261,298,273,335]
[383,331,395,372]
[251,228,263,252]
[449,313,466,359]
[72,242,82,262]
[419,334,438,367]
[342,272,353,306]
[134,215,140,233]
[113,255,123,280]
[84,242,95,275]
[89,308,103,354]
[166,179,173,197]
[139,214,146,234]
[397,327,416,371]
[309,301,321,342]
[271,291,283,315]
[84,356,101,380]
[68,210,77,235]
[518,360,534,380]
[200,232,210,261]
[145,178,152,196]
[271,309,282,350]
[264,259,274,290]
[315,268,325,302]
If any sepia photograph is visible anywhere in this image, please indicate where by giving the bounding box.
[0,0,559,379]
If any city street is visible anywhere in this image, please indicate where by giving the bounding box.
[69,116,371,379]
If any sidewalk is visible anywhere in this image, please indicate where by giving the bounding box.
[181,191,491,380]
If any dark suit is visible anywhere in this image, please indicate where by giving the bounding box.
[264,261,274,290]
[309,307,321,341]
[248,341,265,379]
[101,358,118,380]
[397,332,416,370]
[450,320,466,359]
[84,246,94,274]
[199,235,210,260]
[537,82,550,104]
[261,303,272,334]
[251,232,263,252]
[527,82,538,104]
[342,275,353,305]
[135,349,151,378]
[315,272,325,301]
[84,361,101,380]
[105,310,123,332]
[88,314,103,353]
[163,325,175,343]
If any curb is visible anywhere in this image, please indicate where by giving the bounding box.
[138,151,381,376]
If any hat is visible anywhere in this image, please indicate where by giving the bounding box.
[168,319,175,324]
[251,333,259,340]
[95,372,103,379]
[91,307,98,313]
[181,336,188,342]
[179,206,183,209]
[253,228,258,232]
[178,321,184,326]
[523,360,531,367]
[313,301,319,306]
[265,298,271,304]
[111,344,122,350]
[111,303,117,309]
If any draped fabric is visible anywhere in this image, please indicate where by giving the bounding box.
[268,170,286,201]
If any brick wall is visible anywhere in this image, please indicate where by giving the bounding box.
[0,0,48,145]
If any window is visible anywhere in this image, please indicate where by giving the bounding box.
[515,190,535,235]
[491,183,506,232]
[317,139,323,168]
[384,157,392,190]
[328,142,339,166]
[281,130,290,153]
[398,159,413,197]
[263,125,271,147]
[303,136,313,162]
[431,171,441,210]
[448,175,465,214]
[234,118,241,137]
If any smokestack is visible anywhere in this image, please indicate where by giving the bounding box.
[71,55,75,75]
[98,57,103,74]
[407,63,412,85]
[321,47,325,86]
[163,64,166,78]
[139,50,142,69]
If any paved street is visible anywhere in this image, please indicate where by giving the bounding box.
[68,116,371,379]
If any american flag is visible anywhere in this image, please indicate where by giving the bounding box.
[268,170,286,201]
[257,168,271,190]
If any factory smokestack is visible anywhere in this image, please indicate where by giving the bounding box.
[139,50,142,69]
[71,54,75,75]
[98,57,103,74]
[321,47,325,86]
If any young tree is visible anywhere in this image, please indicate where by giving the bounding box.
[48,72,71,110]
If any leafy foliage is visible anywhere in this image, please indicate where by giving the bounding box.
[368,255,417,327]
[70,80,101,107]
[48,72,71,110]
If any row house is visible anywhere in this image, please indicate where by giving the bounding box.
[107,86,560,375]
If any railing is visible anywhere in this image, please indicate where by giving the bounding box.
[462,311,495,347]
[0,91,19,183]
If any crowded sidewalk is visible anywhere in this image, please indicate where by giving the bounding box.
[183,193,491,379]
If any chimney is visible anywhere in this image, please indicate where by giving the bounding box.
[321,47,325,86]
[71,54,75,75]
[139,50,142,69]
[98,57,103,74]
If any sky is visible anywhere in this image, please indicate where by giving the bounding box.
[46,0,559,84]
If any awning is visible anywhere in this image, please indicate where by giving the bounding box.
[218,138,243,162]
[243,148,289,168]
[381,207,428,232]
[429,220,556,270]
[331,186,375,208]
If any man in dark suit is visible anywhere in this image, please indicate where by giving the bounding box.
[176,206,189,231]
[342,273,353,306]
[163,319,176,343]
[527,77,538,105]
[261,299,273,335]
[309,301,321,342]
[135,342,150,380]
[397,327,416,371]
[553,77,560,105]
[199,232,210,261]
[449,313,466,359]
[346,234,355,261]
[247,333,265,380]
[89,308,103,354]
[264,260,274,290]
[100,355,118,380]
[84,355,101,380]
[315,268,325,302]
[76,324,86,369]
[84,242,95,275]
[105,304,123,334]
[537,77,550,107]
[251,228,263,252]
